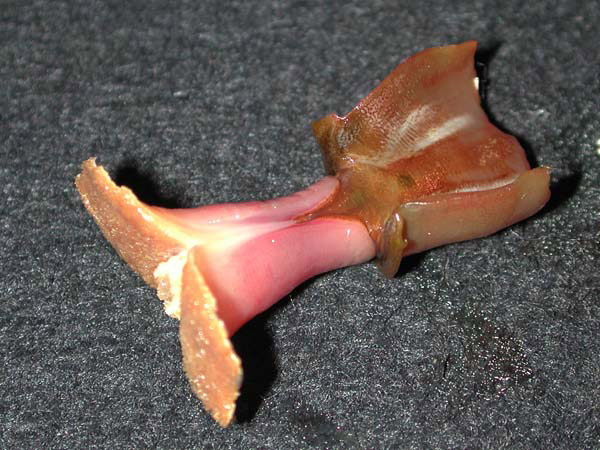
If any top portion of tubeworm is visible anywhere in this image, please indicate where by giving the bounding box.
[308,41,549,276]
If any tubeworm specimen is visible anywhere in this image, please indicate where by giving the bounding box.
[76,41,550,426]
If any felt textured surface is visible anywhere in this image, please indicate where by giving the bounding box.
[1,0,599,448]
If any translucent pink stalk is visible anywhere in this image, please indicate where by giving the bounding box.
[151,176,376,335]
[75,160,375,426]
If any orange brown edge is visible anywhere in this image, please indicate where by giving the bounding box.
[75,158,242,427]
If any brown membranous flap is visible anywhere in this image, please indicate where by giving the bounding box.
[179,246,243,427]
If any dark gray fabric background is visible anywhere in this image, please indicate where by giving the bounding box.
[1,1,599,448]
